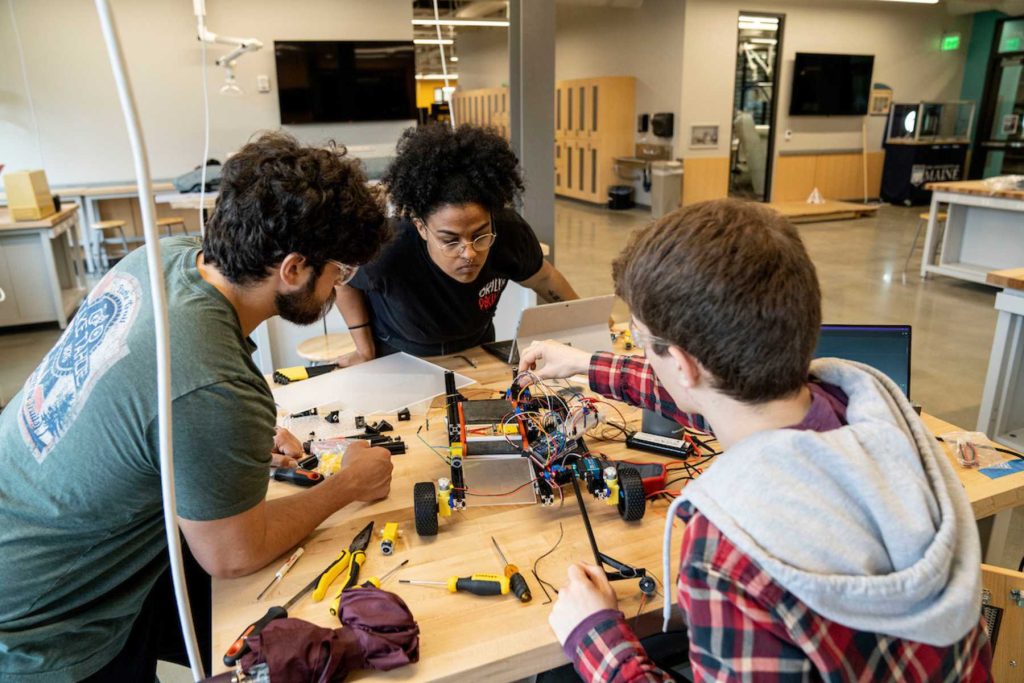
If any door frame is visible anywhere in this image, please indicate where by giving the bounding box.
[970,15,1024,178]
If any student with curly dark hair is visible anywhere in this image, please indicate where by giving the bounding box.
[0,131,395,680]
[334,124,580,361]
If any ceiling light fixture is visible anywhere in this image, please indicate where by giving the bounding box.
[414,38,454,45]
[412,18,509,27]
[416,73,460,80]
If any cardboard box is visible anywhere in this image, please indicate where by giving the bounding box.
[2,169,55,221]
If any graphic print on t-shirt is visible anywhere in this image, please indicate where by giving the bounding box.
[19,272,141,463]
[478,277,507,312]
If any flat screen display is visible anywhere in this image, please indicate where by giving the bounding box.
[814,324,912,397]
[274,41,417,124]
[789,52,874,116]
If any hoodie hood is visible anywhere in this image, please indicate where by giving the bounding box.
[662,358,981,646]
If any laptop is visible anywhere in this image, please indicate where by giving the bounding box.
[641,322,913,438]
[482,294,617,365]
[814,324,912,397]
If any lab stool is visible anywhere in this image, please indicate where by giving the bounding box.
[297,332,355,365]
[156,217,189,237]
[902,209,947,282]
[92,220,131,268]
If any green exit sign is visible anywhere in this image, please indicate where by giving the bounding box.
[1005,36,1023,52]
[941,33,961,51]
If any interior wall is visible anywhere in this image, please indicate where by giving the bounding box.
[680,0,973,162]
[456,29,509,92]
[0,0,414,186]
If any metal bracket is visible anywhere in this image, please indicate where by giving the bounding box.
[1010,588,1024,607]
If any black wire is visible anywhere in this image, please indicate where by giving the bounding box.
[532,522,564,605]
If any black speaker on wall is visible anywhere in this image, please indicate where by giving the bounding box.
[651,112,674,138]
[638,113,650,133]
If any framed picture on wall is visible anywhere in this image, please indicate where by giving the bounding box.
[689,124,719,149]
[869,89,893,116]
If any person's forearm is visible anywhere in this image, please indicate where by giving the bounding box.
[218,475,360,577]
[534,266,578,304]
[335,285,376,359]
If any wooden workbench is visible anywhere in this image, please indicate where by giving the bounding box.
[211,345,1024,681]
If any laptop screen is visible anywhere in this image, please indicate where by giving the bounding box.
[814,324,912,397]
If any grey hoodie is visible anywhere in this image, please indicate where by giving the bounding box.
[661,358,981,647]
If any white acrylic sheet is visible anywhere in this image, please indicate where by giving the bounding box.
[270,352,475,416]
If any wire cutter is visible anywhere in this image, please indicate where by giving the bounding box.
[311,521,374,602]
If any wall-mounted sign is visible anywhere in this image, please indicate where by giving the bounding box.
[941,33,961,51]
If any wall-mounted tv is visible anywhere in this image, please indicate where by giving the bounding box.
[274,41,417,124]
[789,52,874,116]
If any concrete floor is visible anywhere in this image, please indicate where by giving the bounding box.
[2,199,1022,681]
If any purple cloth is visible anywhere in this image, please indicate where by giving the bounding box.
[240,587,419,681]
[792,381,848,432]
[562,609,623,659]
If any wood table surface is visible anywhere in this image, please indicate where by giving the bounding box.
[0,205,78,231]
[924,179,1024,201]
[987,267,1024,291]
[211,344,1024,681]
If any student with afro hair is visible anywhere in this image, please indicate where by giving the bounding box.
[334,124,581,361]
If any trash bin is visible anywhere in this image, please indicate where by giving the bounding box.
[608,185,634,210]
[650,160,683,218]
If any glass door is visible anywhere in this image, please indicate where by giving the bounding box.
[728,13,784,201]
[972,18,1024,177]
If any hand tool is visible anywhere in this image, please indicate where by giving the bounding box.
[400,573,510,596]
[329,559,409,616]
[224,521,373,666]
[256,547,304,601]
[224,571,316,666]
[272,467,323,487]
[359,559,408,588]
[312,521,374,602]
[491,537,532,603]
[326,524,374,615]
[272,363,337,385]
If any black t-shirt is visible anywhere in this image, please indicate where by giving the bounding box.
[349,208,544,356]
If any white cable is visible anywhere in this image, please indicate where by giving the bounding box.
[431,0,455,128]
[198,16,210,237]
[7,0,45,167]
[93,1,205,680]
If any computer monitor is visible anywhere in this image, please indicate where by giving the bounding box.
[814,324,912,397]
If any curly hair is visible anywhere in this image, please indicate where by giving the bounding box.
[382,124,524,220]
[203,131,390,285]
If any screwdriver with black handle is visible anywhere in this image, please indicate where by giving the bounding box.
[400,573,510,596]
[492,537,532,603]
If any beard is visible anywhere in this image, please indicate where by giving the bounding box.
[275,275,336,326]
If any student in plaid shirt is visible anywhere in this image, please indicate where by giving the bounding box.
[519,199,992,682]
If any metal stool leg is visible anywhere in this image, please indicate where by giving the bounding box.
[902,218,926,282]
[116,226,130,259]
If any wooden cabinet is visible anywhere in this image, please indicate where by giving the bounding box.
[450,87,509,140]
[452,76,636,205]
[555,76,635,204]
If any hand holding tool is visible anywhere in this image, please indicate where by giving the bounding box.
[312,521,374,602]
[256,547,304,601]
[400,573,510,596]
[492,537,532,603]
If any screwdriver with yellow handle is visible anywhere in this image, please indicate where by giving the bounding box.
[492,537,532,603]
[329,560,408,616]
[400,573,510,596]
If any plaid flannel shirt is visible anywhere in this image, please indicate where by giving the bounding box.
[569,352,993,682]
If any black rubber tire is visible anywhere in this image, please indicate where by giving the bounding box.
[617,467,646,522]
[414,482,439,536]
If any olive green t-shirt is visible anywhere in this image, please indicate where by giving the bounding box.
[0,237,275,681]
